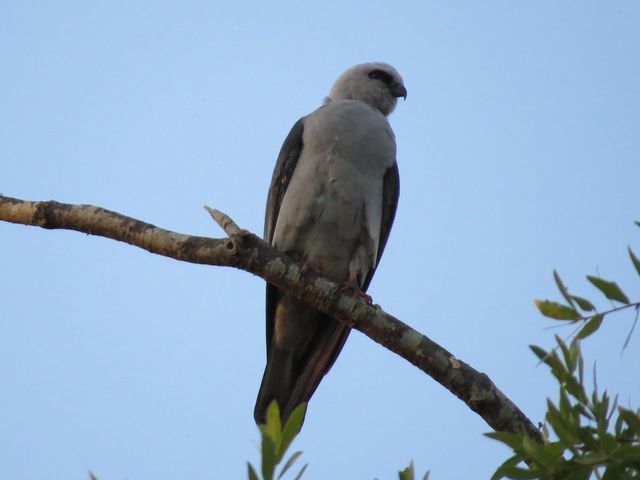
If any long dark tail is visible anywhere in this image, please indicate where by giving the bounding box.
[254,346,297,424]
[254,287,351,425]
[254,321,350,425]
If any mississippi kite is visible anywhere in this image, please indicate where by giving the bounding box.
[254,62,406,424]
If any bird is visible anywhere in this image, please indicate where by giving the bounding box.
[254,62,406,425]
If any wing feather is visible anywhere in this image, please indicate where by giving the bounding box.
[362,162,400,291]
[264,117,305,356]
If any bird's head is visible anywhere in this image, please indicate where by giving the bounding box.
[326,62,407,116]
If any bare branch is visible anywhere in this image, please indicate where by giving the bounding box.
[0,194,543,442]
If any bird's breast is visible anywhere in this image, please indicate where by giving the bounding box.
[272,100,396,281]
[303,100,396,173]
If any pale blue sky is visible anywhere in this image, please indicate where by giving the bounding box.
[2,2,639,479]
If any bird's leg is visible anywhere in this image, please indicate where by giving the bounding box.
[291,253,322,277]
[300,262,322,276]
[340,270,372,304]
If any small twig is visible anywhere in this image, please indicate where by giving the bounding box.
[540,300,640,363]
[582,302,640,320]
[536,323,584,367]
[204,205,244,236]
[621,304,639,354]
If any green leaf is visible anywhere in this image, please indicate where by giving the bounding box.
[599,430,618,456]
[530,344,549,362]
[264,400,283,444]
[547,400,580,447]
[398,461,415,480]
[571,295,595,312]
[586,275,629,304]
[570,339,581,369]
[576,314,603,340]
[559,339,577,373]
[558,388,572,418]
[616,443,640,461]
[261,435,277,480]
[534,300,580,320]
[266,400,282,439]
[278,451,303,480]
[576,424,599,450]
[531,344,567,380]
[522,435,559,469]
[578,349,584,385]
[599,391,611,426]
[485,431,525,450]
[280,403,306,460]
[618,407,640,433]
[292,463,308,480]
[573,451,608,466]
[606,394,619,423]
[248,463,261,480]
[489,455,525,480]
[563,469,592,480]
[564,374,588,404]
[614,410,626,437]
[548,338,572,378]
[554,270,577,309]
[629,247,640,277]
[491,463,538,480]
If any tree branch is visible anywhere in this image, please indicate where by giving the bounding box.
[0,194,543,443]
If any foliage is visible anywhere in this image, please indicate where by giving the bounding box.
[248,401,308,480]
[488,226,640,479]
[533,239,640,344]
[397,461,430,480]
[488,335,640,479]
[247,400,430,480]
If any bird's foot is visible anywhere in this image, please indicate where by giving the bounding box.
[340,270,372,304]
[293,255,323,278]
[300,261,322,277]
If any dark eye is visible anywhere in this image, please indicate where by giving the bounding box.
[368,69,393,84]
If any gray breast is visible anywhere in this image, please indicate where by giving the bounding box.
[272,99,397,282]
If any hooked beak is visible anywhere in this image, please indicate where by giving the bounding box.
[392,83,407,100]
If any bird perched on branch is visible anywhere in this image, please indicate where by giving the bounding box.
[254,62,406,425]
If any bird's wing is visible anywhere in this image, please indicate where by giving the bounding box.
[264,117,305,356]
[264,117,305,243]
[362,161,400,291]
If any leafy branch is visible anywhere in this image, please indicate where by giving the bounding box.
[488,336,640,479]
[248,401,308,480]
[534,226,640,344]
[488,221,640,479]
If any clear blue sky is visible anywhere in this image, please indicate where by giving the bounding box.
[2,2,639,479]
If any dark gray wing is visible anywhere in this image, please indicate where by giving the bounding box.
[264,117,305,355]
[264,117,305,242]
[362,161,400,291]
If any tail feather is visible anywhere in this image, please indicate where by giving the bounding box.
[254,318,350,425]
[285,319,350,415]
[255,289,352,426]
[254,347,296,424]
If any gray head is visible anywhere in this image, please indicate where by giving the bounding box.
[326,62,407,116]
